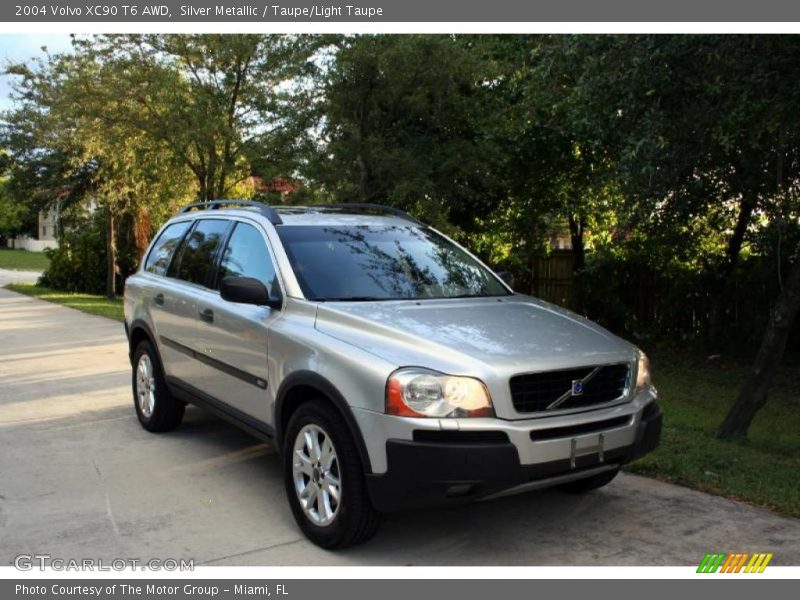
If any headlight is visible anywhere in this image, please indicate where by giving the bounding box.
[635,351,651,392]
[386,368,494,418]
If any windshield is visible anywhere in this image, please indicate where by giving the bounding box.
[276,225,510,301]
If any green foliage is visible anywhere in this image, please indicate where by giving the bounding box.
[299,35,507,233]
[0,159,34,239]
[39,210,107,294]
[0,181,30,238]
[2,34,317,296]
[576,219,800,347]
[534,35,800,244]
[3,33,800,349]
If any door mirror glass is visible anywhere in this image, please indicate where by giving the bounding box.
[220,276,282,309]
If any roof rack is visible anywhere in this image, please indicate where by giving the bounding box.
[180,200,283,225]
[314,203,421,225]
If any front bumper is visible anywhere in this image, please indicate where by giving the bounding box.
[363,399,662,512]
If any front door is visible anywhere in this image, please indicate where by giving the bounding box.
[193,220,282,425]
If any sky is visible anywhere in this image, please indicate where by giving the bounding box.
[0,34,73,112]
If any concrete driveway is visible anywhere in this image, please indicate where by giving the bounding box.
[1,286,799,566]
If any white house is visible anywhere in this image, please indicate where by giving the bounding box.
[6,206,59,252]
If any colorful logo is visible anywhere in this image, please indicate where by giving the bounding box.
[697,552,773,573]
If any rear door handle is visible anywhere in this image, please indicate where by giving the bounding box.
[198,308,214,324]
[153,293,164,306]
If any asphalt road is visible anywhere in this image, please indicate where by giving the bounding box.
[1,284,799,566]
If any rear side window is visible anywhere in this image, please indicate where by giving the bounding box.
[173,219,230,287]
[144,221,191,276]
[217,222,279,296]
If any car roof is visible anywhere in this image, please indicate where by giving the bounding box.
[176,201,422,228]
[274,206,418,227]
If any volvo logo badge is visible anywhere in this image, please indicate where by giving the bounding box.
[546,366,602,410]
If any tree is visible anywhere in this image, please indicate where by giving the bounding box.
[75,34,316,202]
[479,35,623,279]
[0,176,31,243]
[537,36,800,343]
[526,35,800,436]
[718,251,800,439]
[3,42,196,297]
[2,34,314,297]
[300,35,507,233]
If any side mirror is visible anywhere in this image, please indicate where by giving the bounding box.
[496,271,515,290]
[220,276,282,309]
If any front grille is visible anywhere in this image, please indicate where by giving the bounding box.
[510,363,630,414]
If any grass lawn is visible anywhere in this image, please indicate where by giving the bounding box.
[626,346,800,518]
[0,248,50,271]
[5,283,124,322]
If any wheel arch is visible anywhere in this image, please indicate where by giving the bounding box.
[274,371,373,474]
[128,319,161,366]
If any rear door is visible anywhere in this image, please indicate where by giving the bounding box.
[193,219,282,425]
[154,218,231,385]
[143,219,196,383]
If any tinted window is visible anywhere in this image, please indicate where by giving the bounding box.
[218,223,279,296]
[144,221,191,276]
[173,219,229,287]
[276,225,510,301]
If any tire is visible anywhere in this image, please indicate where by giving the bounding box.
[132,339,185,432]
[557,467,620,494]
[283,400,380,549]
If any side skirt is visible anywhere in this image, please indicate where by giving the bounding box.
[166,376,277,447]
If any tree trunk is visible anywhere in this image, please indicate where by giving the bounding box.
[355,107,370,202]
[708,194,757,345]
[105,206,117,300]
[568,214,585,272]
[717,256,800,440]
[568,214,586,312]
[134,207,151,268]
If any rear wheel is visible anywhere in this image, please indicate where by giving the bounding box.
[557,467,619,493]
[283,400,380,548]
[132,340,184,432]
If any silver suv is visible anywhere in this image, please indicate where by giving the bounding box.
[124,200,661,548]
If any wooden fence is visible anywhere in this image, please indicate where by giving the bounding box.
[531,250,575,307]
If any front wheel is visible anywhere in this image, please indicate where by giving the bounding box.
[283,400,380,548]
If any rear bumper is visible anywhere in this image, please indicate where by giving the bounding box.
[365,401,662,512]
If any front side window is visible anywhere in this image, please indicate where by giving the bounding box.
[144,221,191,276]
[276,225,510,301]
[173,219,229,286]
[217,222,279,296]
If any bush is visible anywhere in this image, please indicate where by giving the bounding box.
[39,211,107,294]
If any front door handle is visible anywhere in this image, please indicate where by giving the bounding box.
[198,308,214,324]
[153,293,164,306]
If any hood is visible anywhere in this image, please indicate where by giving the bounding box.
[314,294,635,374]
